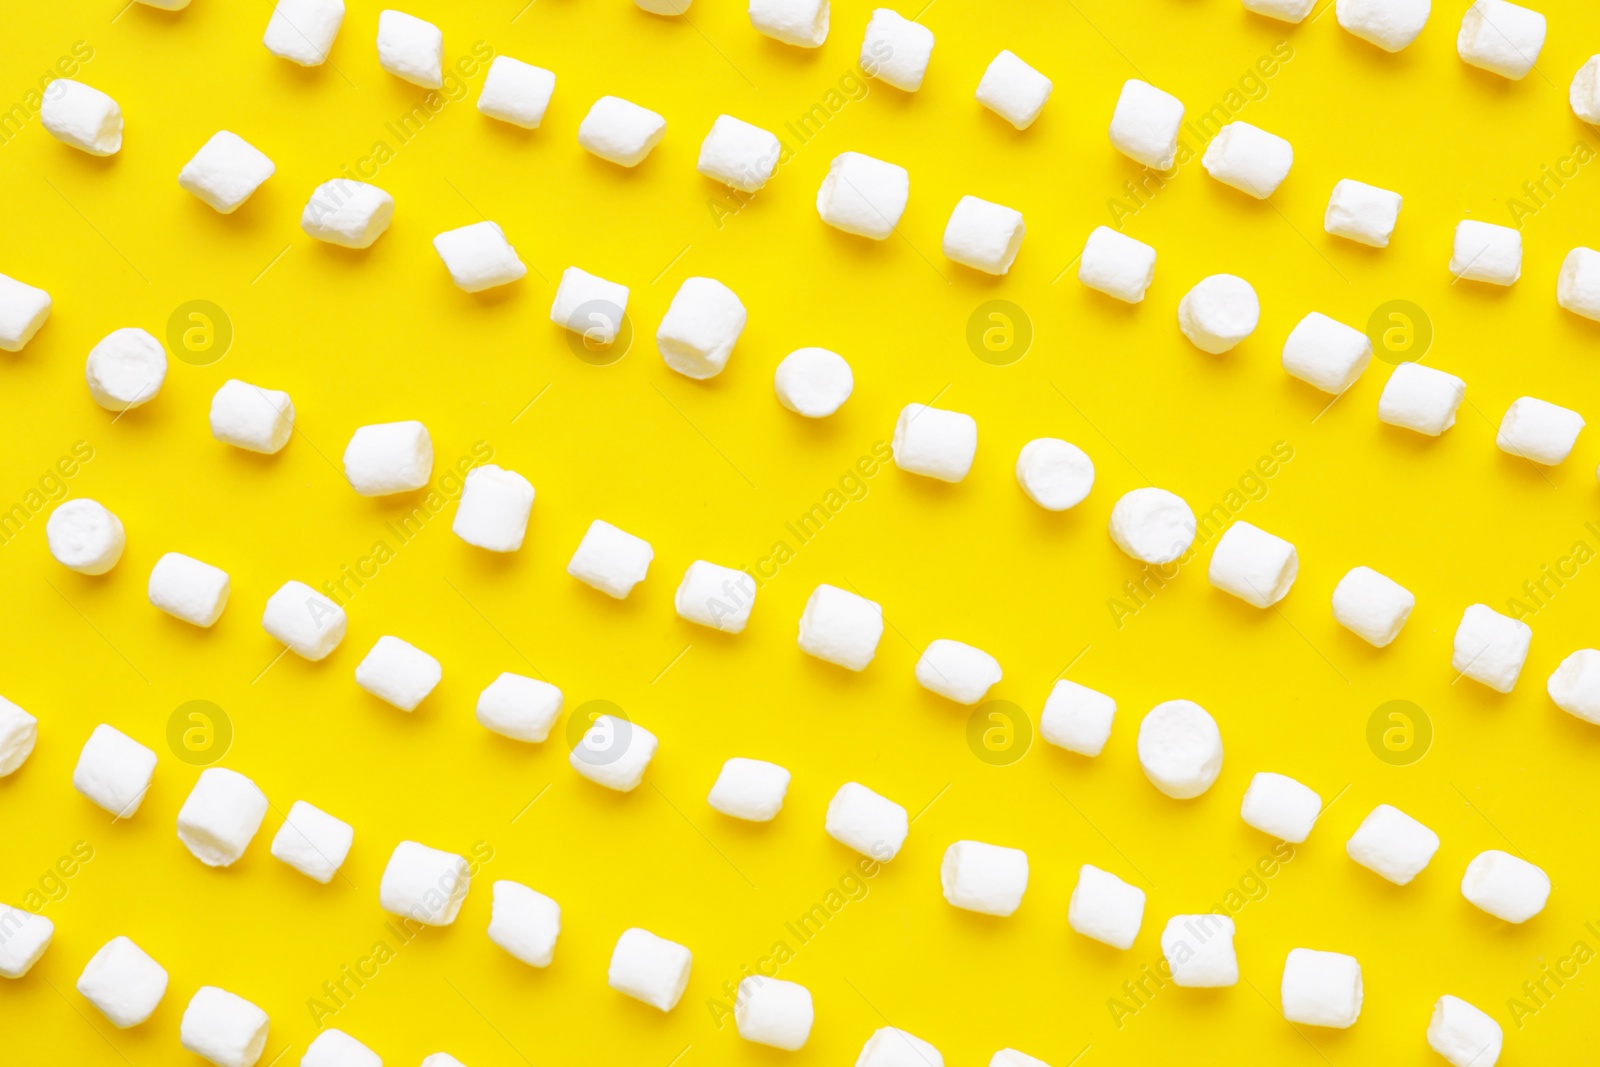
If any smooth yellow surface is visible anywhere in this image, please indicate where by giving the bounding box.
[2,0,1599,1063]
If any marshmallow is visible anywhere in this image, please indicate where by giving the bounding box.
[376,9,442,88]
[355,635,442,711]
[475,672,562,742]
[916,639,1002,704]
[1548,649,1600,723]
[1458,0,1545,79]
[0,906,52,978]
[1332,566,1415,647]
[798,584,883,671]
[1428,996,1503,1067]
[569,714,658,791]
[0,698,36,777]
[749,0,829,47]
[264,0,344,66]
[269,800,354,884]
[1451,220,1521,285]
[380,840,470,925]
[1078,226,1156,303]
[857,1028,943,1067]
[1108,487,1196,564]
[1179,274,1260,354]
[180,987,270,1067]
[1496,396,1584,465]
[86,327,166,411]
[1109,79,1184,170]
[1282,312,1373,394]
[976,50,1052,129]
[825,781,908,860]
[1336,0,1431,51]
[608,928,692,1011]
[477,56,556,129]
[657,276,747,379]
[990,1052,1049,1067]
[943,195,1026,275]
[137,0,190,8]
[343,420,432,496]
[549,266,629,343]
[1242,0,1314,20]
[178,132,275,214]
[420,1055,467,1067]
[262,580,347,660]
[861,9,935,92]
[578,96,666,167]
[1558,246,1600,321]
[452,465,534,552]
[1208,520,1298,608]
[76,936,167,1027]
[304,1030,380,1067]
[816,152,909,240]
[941,840,1029,917]
[1161,914,1238,987]
[637,0,691,13]
[775,347,853,417]
[46,498,125,575]
[148,552,230,627]
[488,880,561,967]
[1325,179,1403,248]
[735,977,813,1051]
[1016,438,1094,511]
[1040,679,1116,756]
[177,767,269,867]
[1281,948,1363,1028]
[1137,700,1223,799]
[1202,122,1293,198]
[1461,849,1550,923]
[676,560,756,633]
[697,115,781,192]
[708,758,791,821]
[1240,772,1322,843]
[1346,803,1440,884]
[567,519,653,598]
[1574,57,1600,124]
[1452,604,1531,693]
[893,403,977,482]
[73,724,157,817]
[40,80,122,156]
[210,379,294,454]
[1067,864,1145,949]
[432,221,526,293]
[0,273,51,351]
[1378,363,1466,436]
[301,180,394,249]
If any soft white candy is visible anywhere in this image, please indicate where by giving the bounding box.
[735,976,813,1050]
[41,80,122,156]
[1282,948,1363,1028]
[1016,438,1094,511]
[1558,246,1600,321]
[477,56,555,129]
[1461,850,1549,923]
[420,1056,468,1067]
[825,781,908,860]
[916,639,1001,704]
[303,1029,380,1067]
[549,266,629,343]
[488,880,561,967]
[380,840,470,925]
[1179,274,1259,354]
[775,347,853,417]
[976,50,1052,129]
[1331,566,1414,647]
[1240,772,1321,842]
[73,724,157,817]
[990,1051,1049,1067]
[1428,996,1503,1067]
[1458,0,1545,79]
[1548,649,1600,723]
[0,698,36,777]
[264,0,345,66]
[857,1028,943,1067]
[0,272,51,352]
[149,552,230,627]
[798,583,883,670]
[1067,864,1145,949]
[941,840,1029,916]
[1451,220,1521,285]
[1137,700,1223,799]
[343,420,432,496]
[452,465,534,552]
[432,221,526,293]
[1378,363,1466,436]
[1325,179,1403,248]
[697,115,781,192]
[636,0,691,14]
[569,715,658,791]
[376,9,442,88]
[861,9,935,92]
[1109,487,1196,564]
[816,152,909,239]
[578,96,666,167]
[893,403,977,482]
[1040,679,1116,756]
[943,195,1025,275]
[355,635,442,711]
[708,757,791,821]
[76,936,167,1027]
[177,767,269,867]
[262,580,347,660]
[1574,58,1600,124]
[270,800,353,884]
[1109,79,1184,170]
[658,276,747,380]
[1346,803,1440,884]
[1452,604,1531,693]
[476,672,562,742]
[86,327,166,411]
[1208,520,1298,608]
[46,498,125,575]
[301,180,394,249]
[608,928,692,1011]
[567,519,653,598]
[675,560,756,633]
[180,986,269,1067]
[1496,396,1584,465]
[0,905,53,978]
[1161,914,1238,987]
[1282,312,1373,394]
[1078,226,1156,303]
[1242,0,1314,21]
[179,132,275,214]
[1337,0,1431,51]
[210,379,294,454]
[750,0,829,47]
[1202,122,1293,198]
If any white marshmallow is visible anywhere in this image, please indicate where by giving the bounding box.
[608,928,692,1011]
[825,781,908,860]
[178,132,275,214]
[40,80,122,156]
[1458,0,1545,79]
[1078,226,1156,303]
[549,266,629,343]
[857,1029,944,1067]
[976,50,1052,129]
[1137,700,1223,799]
[1452,603,1532,693]
[708,758,791,821]
[1461,849,1550,923]
[1109,79,1184,169]
[1108,487,1196,564]
[86,327,166,411]
[657,276,747,379]
[1558,246,1600,321]
[578,96,666,167]
[775,347,853,417]
[1161,914,1238,987]
[476,672,562,742]
[1451,220,1521,285]
[73,724,157,817]
[76,936,167,1028]
[420,1056,467,1067]
[270,800,353,884]
[675,560,756,633]
[376,9,442,88]
[452,465,534,552]
[1240,772,1322,843]
[1346,803,1440,884]
[893,403,977,482]
[1066,864,1145,949]
[1016,438,1094,511]
[432,221,526,293]
[137,0,190,8]
[343,420,432,496]
[637,0,691,14]
[1179,274,1260,354]
[1208,520,1298,608]
[941,840,1029,916]
[1281,948,1363,1028]
[567,519,653,598]
[264,0,344,66]
[1242,0,1315,20]
[1378,362,1466,436]
[816,152,909,240]
[1548,648,1600,724]
[735,976,813,1050]
[569,714,658,791]
[1040,679,1115,757]
[1202,122,1293,198]
[488,880,561,967]
[0,698,36,777]
[990,1051,1049,1067]
[303,1029,380,1067]
[1331,566,1415,647]
[697,115,781,193]
[798,584,883,670]
[1282,312,1373,394]
[1336,0,1431,51]
[861,9,935,92]
[943,195,1026,275]
[379,840,471,925]
[916,639,1002,705]
[1428,996,1503,1067]
[262,580,347,660]
[180,986,270,1067]
[0,272,51,352]
[301,180,394,249]
[46,498,125,575]
[477,56,555,129]
[0,905,53,978]
[1496,396,1584,465]
[1573,57,1600,124]
[750,0,829,47]
[177,767,269,868]
[1325,179,1403,248]
[148,552,230,627]
[355,635,442,711]
[210,379,294,454]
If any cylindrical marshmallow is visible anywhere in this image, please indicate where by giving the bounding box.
[452,464,535,552]
[1136,699,1223,799]
[656,276,747,380]
[1336,0,1430,51]
[857,1028,943,1067]
[301,179,394,249]
[1281,948,1362,1028]
[379,840,471,926]
[774,347,853,417]
[707,757,791,821]
[697,114,781,193]
[567,519,653,599]
[46,498,125,575]
[0,697,37,778]
[915,638,1002,704]
[1109,78,1184,169]
[487,880,561,967]
[1458,0,1546,79]
[41,80,123,156]
[1178,274,1260,353]
[816,152,909,240]
[1162,914,1238,986]
[1460,850,1550,923]
[1451,220,1521,285]
[1067,864,1145,949]
[0,905,52,978]
[1378,362,1466,436]
[798,583,883,670]
[674,560,756,633]
[1547,648,1600,724]
[577,96,666,167]
[179,986,270,1067]
[376,9,443,88]
[1015,438,1094,511]
[824,782,908,860]
[269,800,354,884]
[942,195,1026,275]
[1452,603,1532,693]
[1574,57,1600,125]
[343,421,433,496]
[210,380,294,454]
[303,1029,381,1067]
[1239,771,1322,843]
[432,221,527,293]
[1201,121,1293,198]
[86,328,167,411]
[976,49,1053,130]
[148,552,231,627]
[0,272,52,352]
[1496,396,1585,465]
[262,580,347,660]
[1108,487,1195,564]
[1078,226,1156,303]
[76,935,168,1028]
[1331,566,1415,647]
[1242,0,1314,21]
[940,840,1029,916]
[72,724,157,817]
[264,0,345,66]
[476,55,556,129]
[176,767,269,867]
[893,404,977,482]
[1346,803,1440,885]
[569,715,658,791]
[1325,178,1403,248]
[734,976,813,1050]
[607,927,692,1011]
[475,672,562,742]
[1281,312,1373,394]
[355,635,443,711]
[1428,996,1503,1067]
[1207,520,1298,607]
[1558,246,1600,322]
[860,8,935,91]
[1039,679,1116,757]
[749,0,828,47]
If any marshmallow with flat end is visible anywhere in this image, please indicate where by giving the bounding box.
[816,152,909,239]
[303,1029,380,1067]
[1458,0,1545,79]
[41,81,122,155]
[453,465,534,552]
[550,266,629,343]
[1496,396,1584,465]
[270,800,353,883]
[210,380,294,454]
[343,421,432,496]
[0,905,52,978]
[750,0,829,47]
[1067,864,1145,949]
[608,928,691,1011]
[420,1057,467,1067]
[1558,246,1600,321]
[77,936,167,1027]
[0,698,36,777]
[916,639,1001,704]
[1283,312,1373,394]
[1040,679,1115,756]
[1179,274,1259,353]
[1461,850,1549,923]
[708,758,791,821]
[476,673,561,741]
[1243,0,1315,20]
[180,987,269,1067]
[675,560,756,633]
[488,880,561,967]
[657,276,747,379]
[1429,996,1503,1067]
[1016,438,1094,511]
[1347,803,1440,884]
[1325,179,1403,247]
[990,1051,1049,1067]
[380,840,470,925]
[1162,914,1238,986]
[1241,772,1321,843]
[1202,122,1293,198]
[86,327,166,411]
[1379,363,1466,436]
[1137,700,1223,799]
[567,519,652,598]
[861,9,934,91]
[149,552,230,627]
[697,115,781,192]
[941,840,1029,916]
[1453,604,1531,693]
[1332,566,1414,647]
[1337,0,1431,50]
[355,635,442,711]
[1282,948,1362,1028]
[46,498,125,575]
[637,0,691,14]
[857,1028,943,1067]
[264,0,344,66]
[73,724,157,817]
[1109,79,1184,170]
[179,132,275,214]
[1208,520,1298,608]
[1548,649,1600,723]
[569,715,658,791]
[477,56,555,128]
[943,196,1025,275]
[177,767,269,867]
[262,580,347,660]
[1078,226,1156,303]
[1451,220,1521,285]
[0,272,51,351]
[825,782,908,860]
[301,180,394,248]
[893,404,977,482]
[798,584,883,670]
[977,50,1052,129]
[433,221,526,293]
[736,977,813,1050]
[377,9,442,87]
[1574,58,1600,124]
[578,96,665,167]
[1109,487,1196,564]
[775,347,853,417]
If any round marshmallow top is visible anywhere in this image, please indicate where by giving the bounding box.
[86,328,167,411]
[1178,274,1260,354]
[45,498,126,575]
[774,347,853,417]
[1016,438,1095,511]
[1547,648,1600,724]
[1108,487,1196,564]
[1137,699,1224,799]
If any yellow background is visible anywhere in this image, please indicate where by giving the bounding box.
[2,0,1598,1063]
